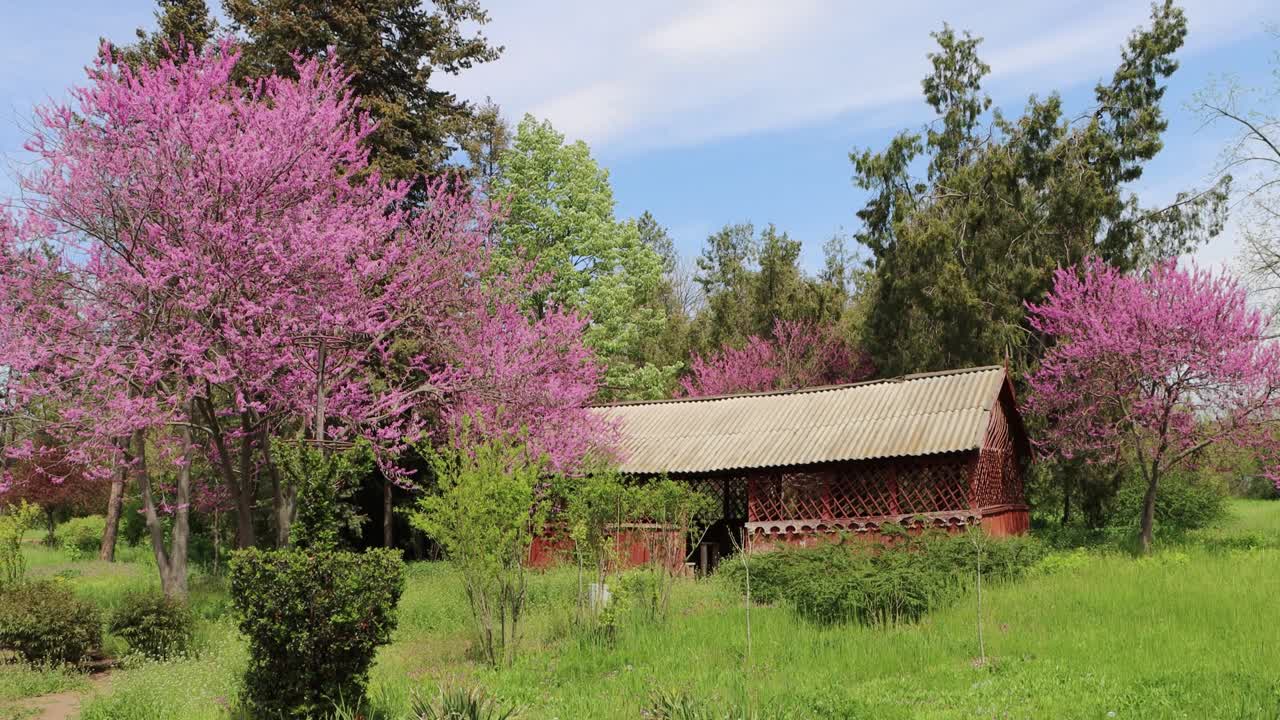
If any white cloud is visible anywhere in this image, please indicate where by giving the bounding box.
[643,0,823,60]
[442,0,1271,153]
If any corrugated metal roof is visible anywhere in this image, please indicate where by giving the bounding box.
[591,366,1009,474]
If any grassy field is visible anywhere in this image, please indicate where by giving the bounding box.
[3,500,1279,719]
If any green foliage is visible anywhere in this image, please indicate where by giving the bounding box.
[647,690,751,720]
[627,479,716,622]
[1,501,41,587]
[411,686,520,720]
[273,439,373,550]
[561,470,630,591]
[120,496,149,547]
[1110,470,1227,537]
[121,0,502,181]
[108,591,195,660]
[228,547,405,718]
[1033,462,1230,546]
[411,437,549,666]
[853,2,1228,377]
[0,580,102,665]
[692,223,853,353]
[16,502,1280,718]
[719,530,1045,626]
[0,661,88,702]
[55,514,107,557]
[495,115,678,399]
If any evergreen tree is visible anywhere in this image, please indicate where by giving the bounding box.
[124,0,502,181]
[852,2,1228,378]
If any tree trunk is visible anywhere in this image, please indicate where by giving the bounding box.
[134,424,190,599]
[99,473,125,561]
[1138,467,1160,554]
[199,398,257,549]
[166,417,192,597]
[237,411,259,549]
[1060,472,1072,526]
[261,428,293,547]
[383,479,394,547]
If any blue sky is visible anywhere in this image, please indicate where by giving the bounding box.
[2,0,1277,271]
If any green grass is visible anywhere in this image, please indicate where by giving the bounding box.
[4,500,1280,719]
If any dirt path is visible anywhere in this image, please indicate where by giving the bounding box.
[11,673,110,720]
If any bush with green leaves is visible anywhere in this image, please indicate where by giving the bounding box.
[55,514,107,557]
[411,436,550,667]
[1,502,42,587]
[1108,471,1227,538]
[108,591,195,660]
[719,529,1045,626]
[229,547,405,718]
[0,580,102,664]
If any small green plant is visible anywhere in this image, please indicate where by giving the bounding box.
[108,591,195,660]
[1,501,42,587]
[411,686,520,720]
[630,479,716,621]
[411,433,550,667]
[55,514,107,557]
[648,690,754,720]
[229,547,405,718]
[0,579,102,665]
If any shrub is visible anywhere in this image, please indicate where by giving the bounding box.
[108,591,195,660]
[1110,472,1227,537]
[55,515,107,557]
[411,437,549,667]
[120,499,149,547]
[229,547,405,718]
[719,530,1045,626]
[0,580,102,665]
[411,686,519,720]
[1,502,42,588]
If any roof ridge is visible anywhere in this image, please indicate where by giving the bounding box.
[592,364,1004,408]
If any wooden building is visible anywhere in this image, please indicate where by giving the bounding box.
[591,365,1030,564]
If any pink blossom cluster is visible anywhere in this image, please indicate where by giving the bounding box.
[1026,259,1280,488]
[679,319,875,397]
[0,41,612,500]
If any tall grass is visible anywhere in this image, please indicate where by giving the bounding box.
[4,500,1279,719]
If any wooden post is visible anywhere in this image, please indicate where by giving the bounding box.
[888,465,900,516]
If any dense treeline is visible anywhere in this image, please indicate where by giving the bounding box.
[0,0,1272,587]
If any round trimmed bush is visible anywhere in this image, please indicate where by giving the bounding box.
[230,547,405,718]
[108,591,195,660]
[0,580,102,664]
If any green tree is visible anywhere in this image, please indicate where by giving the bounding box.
[693,222,759,349]
[495,115,677,400]
[634,211,696,378]
[853,2,1228,378]
[752,225,805,334]
[126,0,501,181]
[410,436,549,667]
[117,0,219,63]
[691,223,857,355]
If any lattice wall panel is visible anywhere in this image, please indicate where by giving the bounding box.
[681,476,750,523]
[973,393,1024,508]
[897,461,972,515]
[747,457,976,524]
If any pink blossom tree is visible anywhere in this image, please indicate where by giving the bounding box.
[679,319,875,397]
[1,42,610,595]
[1026,259,1280,552]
